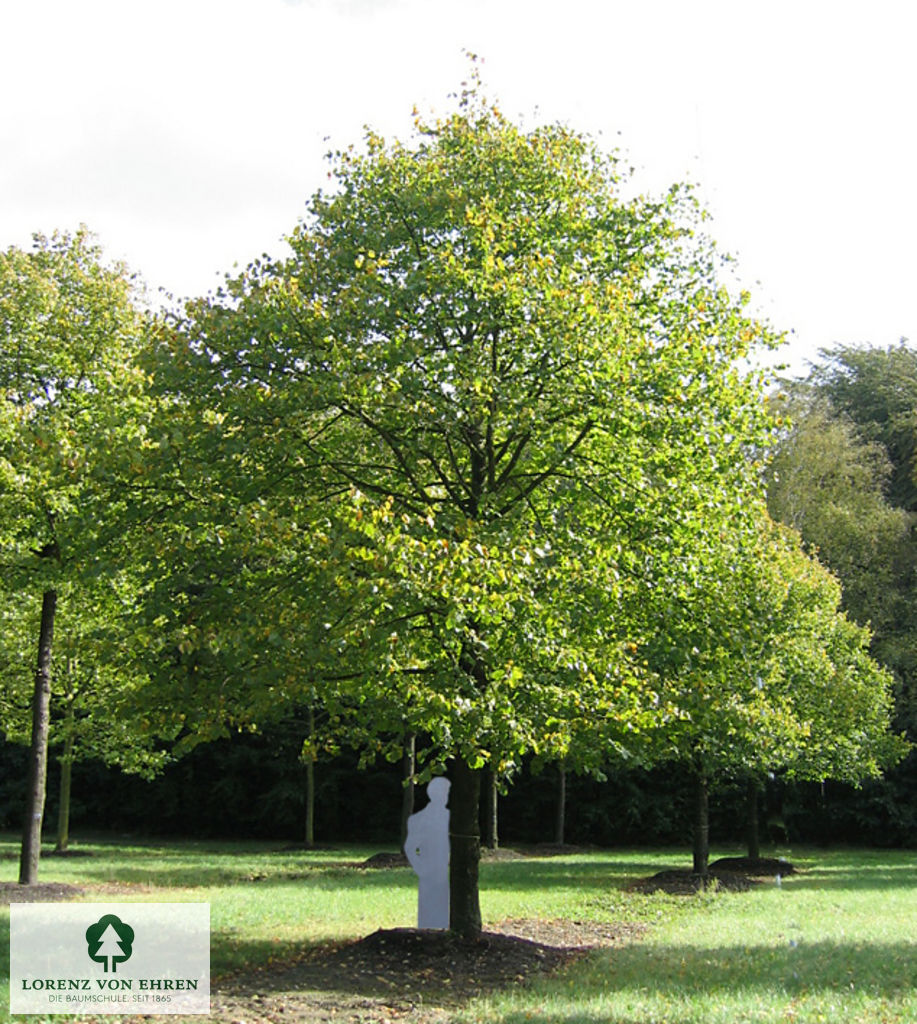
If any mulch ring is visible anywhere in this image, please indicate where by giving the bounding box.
[630,857,798,895]
[361,851,411,869]
[0,881,85,902]
[709,856,797,876]
[210,919,645,1023]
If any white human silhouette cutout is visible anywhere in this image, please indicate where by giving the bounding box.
[403,776,450,930]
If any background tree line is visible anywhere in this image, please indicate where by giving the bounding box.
[1,74,910,934]
[0,724,907,851]
[766,342,917,842]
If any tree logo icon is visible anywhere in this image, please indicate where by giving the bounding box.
[85,914,135,972]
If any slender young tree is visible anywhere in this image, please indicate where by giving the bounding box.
[0,580,169,853]
[639,512,907,878]
[0,229,152,883]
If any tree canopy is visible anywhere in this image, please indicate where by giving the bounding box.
[152,77,790,934]
[767,390,910,640]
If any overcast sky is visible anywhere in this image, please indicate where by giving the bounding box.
[2,0,915,377]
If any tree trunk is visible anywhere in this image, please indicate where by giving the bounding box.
[400,732,416,848]
[555,762,567,846]
[692,772,710,880]
[484,767,498,850]
[449,758,482,938]
[19,589,57,885]
[450,632,486,936]
[304,706,315,848]
[55,729,74,853]
[746,777,761,861]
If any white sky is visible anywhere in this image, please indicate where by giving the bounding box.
[2,0,915,377]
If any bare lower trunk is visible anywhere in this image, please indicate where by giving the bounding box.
[746,777,761,861]
[304,758,315,847]
[450,633,486,937]
[555,763,567,846]
[55,730,74,853]
[400,733,416,848]
[484,768,498,850]
[304,706,315,848]
[692,773,710,880]
[19,589,56,885]
[449,758,482,938]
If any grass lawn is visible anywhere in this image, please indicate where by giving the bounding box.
[2,836,916,1023]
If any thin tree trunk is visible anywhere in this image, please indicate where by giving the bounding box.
[55,729,74,853]
[746,777,761,861]
[692,772,710,880]
[19,589,57,885]
[400,732,416,848]
[555,762,567,846]
[449,758,482,938]
[304,706,315,848]
[449,634,487,937]
[484,767,498,850]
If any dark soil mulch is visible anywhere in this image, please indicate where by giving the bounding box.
[361,851,410,869]
[211,919,642,1023]
[631,856,798,895]
[0,881,85,902]
[529,843,595,856]
[709,856,797,875]
[630,869,756,894]
[325,926,585,996]
[278,843,341,853]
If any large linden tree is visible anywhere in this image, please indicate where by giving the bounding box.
[172,73,780,935]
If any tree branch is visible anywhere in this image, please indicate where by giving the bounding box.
[497,420,595,515]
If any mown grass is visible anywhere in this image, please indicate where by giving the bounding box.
[1,835,916,1023]
[460,848,917,1024]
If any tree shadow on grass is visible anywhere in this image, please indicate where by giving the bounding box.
[783,861,917,893]
[608,937,917,997]
[479,858,644,892]
[69,860,418,890]
[50,851,631,894]
[458,937,917,1024]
